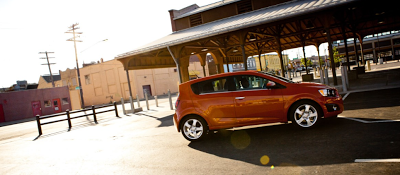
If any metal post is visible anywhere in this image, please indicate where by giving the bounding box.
[129,96,134,114]
[66,110,72,128]
[324,68,329,85]
[168,89,173,110]
[36,115,42,135]
[320,69,324,84]
[121,97,126,115]
[367,60,371,71]
[114,101,119,117]
[145,91,149,110]
[126,70,133,97]
[136,94,141,107]
[341,66,347,92]
[92,105,97,123]
[155,96,158,107]
[344,66,349,89]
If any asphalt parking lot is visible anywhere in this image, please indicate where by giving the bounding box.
[0,89,400,174]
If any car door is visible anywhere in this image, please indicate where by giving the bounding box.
[191,76,237,128]
[232,74,284,125]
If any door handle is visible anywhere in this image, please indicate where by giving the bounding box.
[235,97,245,100]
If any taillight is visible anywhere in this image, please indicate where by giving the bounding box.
[175,100,180,109]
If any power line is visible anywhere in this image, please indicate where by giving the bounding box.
[39,51,55,88]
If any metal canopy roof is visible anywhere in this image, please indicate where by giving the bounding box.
[116,0,354,59]
[115,0,400,82]
[173,0,240,20]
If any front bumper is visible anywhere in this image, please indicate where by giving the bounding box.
[326,103,341,112]
[322,97,344,118]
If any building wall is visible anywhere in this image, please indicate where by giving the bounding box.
[188,61,209,78]
[59,68,78,90]
[37,77,62,89]
[79,59,180,106]
[69,90,81,110]
[0,86,71,122]
[80,59,128,106]
[254,54,289,71]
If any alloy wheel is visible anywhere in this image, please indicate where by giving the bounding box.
[293,104,318,127]
[182,118,204,140]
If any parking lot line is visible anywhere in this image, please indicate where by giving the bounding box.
[342,92,350,100]
[355,159,400,163]
[338,116,400,123]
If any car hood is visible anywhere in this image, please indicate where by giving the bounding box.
[296,82,332,89]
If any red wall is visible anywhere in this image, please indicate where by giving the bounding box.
[0,87,71,122]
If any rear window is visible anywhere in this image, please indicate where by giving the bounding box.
[191,77,229,95]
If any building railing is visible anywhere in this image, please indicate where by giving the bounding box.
[35,101,119,135]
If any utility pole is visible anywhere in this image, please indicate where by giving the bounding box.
[66,23,85,109]
[39,51,55,87]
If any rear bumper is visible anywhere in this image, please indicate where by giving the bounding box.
[173,113,180,132]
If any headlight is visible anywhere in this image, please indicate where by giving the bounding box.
[319,89,337,97]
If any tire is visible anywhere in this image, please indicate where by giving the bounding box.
[181,116,208,141]
[290,101,321,128]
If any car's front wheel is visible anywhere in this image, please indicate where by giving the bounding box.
[290,101,320,128]
[181,116,208,141]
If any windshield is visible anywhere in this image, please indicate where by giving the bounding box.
[258,71,295,83]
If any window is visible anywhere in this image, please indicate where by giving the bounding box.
[85,75,91,85]
[44,100,51,107]
[189,14,202,27]
[237,0,252,14]
[191,77,229,95]
[62,98,69,105]
[260,71,295,83]
[234,75,276,90]
[72,78,77,86]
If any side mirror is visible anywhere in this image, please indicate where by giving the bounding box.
[266,81,276,87]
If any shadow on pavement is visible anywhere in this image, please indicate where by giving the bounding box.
[32,115,122,140]
[344,87,400,110]
[136,113,174,128]
[188,118,400,167]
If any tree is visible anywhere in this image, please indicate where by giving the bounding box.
[300,58,313,67]
[300,58,313,74]
[333,46,343,65]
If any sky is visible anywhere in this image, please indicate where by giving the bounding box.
[0,0,327,88]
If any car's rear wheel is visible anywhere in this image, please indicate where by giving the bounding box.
[290,102,320,128]
[181,116,208,141]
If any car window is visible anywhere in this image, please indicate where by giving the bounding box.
[191,77,229,95]
[234,75,276,90]
[259,71,295,83]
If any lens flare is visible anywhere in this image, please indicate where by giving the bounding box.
[260,155,270,165]
[230,130,250,149]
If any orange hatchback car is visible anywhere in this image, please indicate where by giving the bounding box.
[173,71,343,141]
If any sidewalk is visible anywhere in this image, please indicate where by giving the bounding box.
[0,95,178,141]
[291,60,400,94]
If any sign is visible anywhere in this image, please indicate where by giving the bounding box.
[75,86,80,90]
